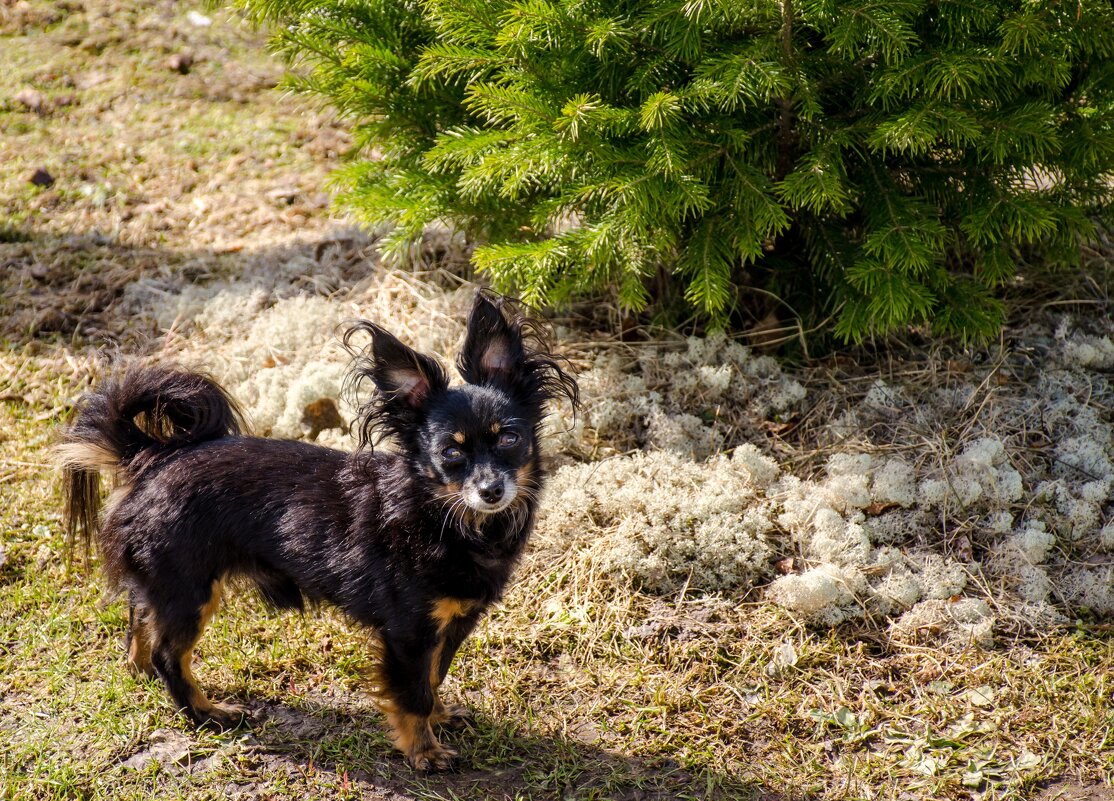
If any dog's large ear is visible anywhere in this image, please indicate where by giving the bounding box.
[458,294,525,387]
[367,325,447,408]
[343,321,448,448]
[456,292,580,417]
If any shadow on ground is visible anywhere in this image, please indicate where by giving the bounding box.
[0,224,479,361]
[230,697,785,801]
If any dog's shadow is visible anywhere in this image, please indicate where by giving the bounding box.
[231,696,787,801]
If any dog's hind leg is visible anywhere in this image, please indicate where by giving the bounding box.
[125,594,157,678]
[149,579,247,730]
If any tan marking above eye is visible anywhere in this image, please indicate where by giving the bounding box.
[491,422,501,434]
[452,432,466,444]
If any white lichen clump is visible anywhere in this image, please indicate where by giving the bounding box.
[766,565,859,622]
[190,294,351,437]
[550,335,806,459]
[890,598,995,647]
[534,448,777,592]
[1059,328,1114,370]
[918,437,1024,509]
[137,261,473,440]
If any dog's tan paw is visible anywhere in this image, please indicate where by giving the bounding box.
[126,658,158,679]
[406,742,459,773]
[199,702,250,731]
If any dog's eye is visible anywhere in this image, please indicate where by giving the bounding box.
[441,446,464,462]
[497,432,519,448]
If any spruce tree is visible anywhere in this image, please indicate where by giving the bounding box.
[235,0,1114,341]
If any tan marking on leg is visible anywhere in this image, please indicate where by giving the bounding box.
[452,431,466,444]
[428,644,470,730]
[427,633,471,729]
[428,639,448,724]
[417,601,474,734]
[427,637,454,730]
[179,580,220,715]
[178,580,245,727]
[127,609,156,677]
[370,627,463,767]
[429,638,446,691]
[198,579,223,630]
[428,600,477,731]
[430,598,474,632]
[386,709,457,772]
[180,650,217,715]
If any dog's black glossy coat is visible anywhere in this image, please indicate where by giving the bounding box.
[62,294,577,771]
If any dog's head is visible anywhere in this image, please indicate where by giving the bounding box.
[345,294,578,516]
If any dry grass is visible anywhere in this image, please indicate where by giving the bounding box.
[3,2,1114,800]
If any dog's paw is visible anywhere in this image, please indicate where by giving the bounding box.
[406,742,459,773]
[199,702,250,731]
[434,704,474,732]
[125,658,158,680]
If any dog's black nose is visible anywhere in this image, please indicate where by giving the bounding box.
[478,481,504,504]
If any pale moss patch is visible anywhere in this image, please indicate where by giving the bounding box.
[535,450,775,592]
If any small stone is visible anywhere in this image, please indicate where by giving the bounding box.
[300,398,347,442]
[166,53,194,74]
[267,185,300,204]
[122,729,194,770]
[186,10,212,26]
[29,168,54,187]
[14,88,45,112]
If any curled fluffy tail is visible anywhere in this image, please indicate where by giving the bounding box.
[59,364,244,557]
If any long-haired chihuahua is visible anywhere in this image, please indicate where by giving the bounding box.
[59,293,578,771]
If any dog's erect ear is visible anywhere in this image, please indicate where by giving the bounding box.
[455,292,580,416]
[367,325,447,408]
[344,321,447,409]
[458,294,525,387]
[343,320,449,449]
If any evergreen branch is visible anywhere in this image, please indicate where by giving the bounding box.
[235,0,1114,341]
[411,43,504,85]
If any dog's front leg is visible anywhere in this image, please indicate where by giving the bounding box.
[379,631,457,772]
[430,612,481,730]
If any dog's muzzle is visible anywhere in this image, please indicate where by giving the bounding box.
[464,475,516,514]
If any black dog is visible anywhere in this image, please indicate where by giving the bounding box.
[60,294,577,771]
